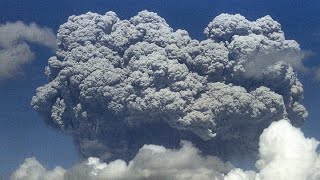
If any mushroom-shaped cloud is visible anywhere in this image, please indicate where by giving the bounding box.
[31,11,308,161]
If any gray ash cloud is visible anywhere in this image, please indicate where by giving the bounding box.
[31,11,307,161]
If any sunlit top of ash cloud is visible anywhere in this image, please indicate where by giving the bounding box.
[31,10,308,161]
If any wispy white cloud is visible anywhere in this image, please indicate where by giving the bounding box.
[312,68,320,81]
[0,21,56,80]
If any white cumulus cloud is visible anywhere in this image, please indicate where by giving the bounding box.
[11,120,320,180]
[224,120,320,180]
[12,141,233,180]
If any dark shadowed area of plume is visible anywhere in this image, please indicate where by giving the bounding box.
[31,11,308,162]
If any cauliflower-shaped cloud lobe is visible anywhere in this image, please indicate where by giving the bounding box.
[32,11,308,161]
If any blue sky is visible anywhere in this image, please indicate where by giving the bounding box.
[1,0,320,178]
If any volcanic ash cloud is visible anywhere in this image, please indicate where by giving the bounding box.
[31,11,308,161]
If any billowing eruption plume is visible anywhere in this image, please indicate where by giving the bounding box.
[31,11,308,161]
